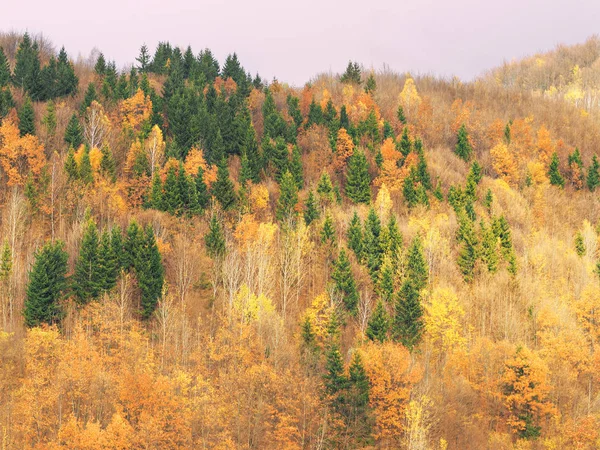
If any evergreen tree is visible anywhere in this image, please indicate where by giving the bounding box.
[205,215,226,259]
[406,236,428,291]
[304,190,320,226]
[340,61,361,84]
[402,172,419,208]
[195,165,210,210]
[415,150,432,190]
[80,82,97,113]
[73,221,102,303]
[398,127,412,157]
[123,221,143,271]
[97,230,118,292]
[378,258,395,303]
[364,73,376,94]
[110,226,125,271]
[94,52,106,76]
[149,173,164,210]
[347,211,363,262]
[24,240,68,327]
[99,145,116,181]
[340,105,350,131]
[317,171,335,204]
[332,249,359,313]
[364,208,382,278]
[323,342,348,413]
[276,170,299,222]
[64,113,83,149]
[587,155,600,192]
[136,44,151,73]
[289,145,304,189]
[135,225,164,319]
[366,300,390,343]
[162,165,180,213]
[397,105,406,125]
[480,222,498,274]
[42,100,57,137]
[347,352,373,445]
[321,214,336,244]
[212,156,237,210]
[306,99,324,128]
[393,280,423,351]
[18,96,35,137]
[79,147,94,185]
[484,188,494,214]
[575,231,586,257]
[457,215,479,283]
[345,149,371,203]
[0,47,10,87]
[0,86,14,118]
[287,94,303,130]
[55,47,78,98]
[455,124,473,161]
[64,147,79,181]
[548,152,564,188]
[13,33,42,99]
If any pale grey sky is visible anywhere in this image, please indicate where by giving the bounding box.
[2,0,599,85]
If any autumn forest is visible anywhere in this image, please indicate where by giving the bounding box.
[1,31,600,449]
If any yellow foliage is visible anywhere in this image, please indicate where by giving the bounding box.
[527,160,549,185]
[120,89,152,132]
[303,293,335,344]
[183,147,207,177]
[399,77,422,120]
[0,118,47,186]
[490,142,519,185]
[375,184,392,221]
[249,184,270,212]
[89,147,102,172]
[425,287,466,354]
[234,284,276,323]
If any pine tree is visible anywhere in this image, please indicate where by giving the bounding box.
[205,215,226,259]
[364,73,376,94]
[212,156,237,210]
[347,211,363,262]
[416,150,432,190]
[195,165,210,210]
[24,240,68,327]
[332,249,359,313]
[110,226,125,271]
[162,165,180,213]
[276,170,298,222]
[587,155,600,192]
[94,52,107,76]
[575,231,586,257]
[480,222,499,273]
[99,145,116,181]
[0,86,14,118]
[402,172,418,208]
[317,172,335,204]
[0,47,10,87]
[136,44,151,73]
[378,257,395,303]
[18,97,35,137]
[340,105,350,131]
[366,300,390,343]
[97,230,118,293]
[323,342,348,413]
[287,94,303,129]
[364,208,382,278]
[55,47,78,98]
[397,105,407,125]
[136,225,164,319]
[406,236,428,291]
[455,124,473,161]
[79,147,94,185]
[149,173,164,210]
[64,113,83,149]
[80,82,97,113]
[346,149,371,203]
[13,33,42,99]
[484,188,494,214]
[123,221,143,271]
[289,145,304,189]
[320,214,336,245]
[304,190,320,226]
[73,220,102,304]
[457,215,479,283]
[548,152,564,188]
[347,352,373,445]
[42,100,57,137]
[64,147,79,181]
[340,61,361,84]
[393,280,423,351]
[398,127,412,157]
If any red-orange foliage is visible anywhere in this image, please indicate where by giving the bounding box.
[0,118,46,186]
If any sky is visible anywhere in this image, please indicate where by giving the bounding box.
[2,0,600,86]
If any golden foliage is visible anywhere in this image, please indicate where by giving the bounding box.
[332,127,354,171]
[0,118,46,186]
[119,89,152,132]
[399,77,422,121]
[490,142,519,185]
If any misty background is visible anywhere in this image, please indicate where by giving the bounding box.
[2,0,599,86]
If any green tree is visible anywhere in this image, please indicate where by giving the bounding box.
[347,211,363,262]
[455,124,473,161]
[42,100,57,137]
[366,300,389,343]
[136,44,151,73]
[18,97,35,137]
[289,145,304,189]
[548,152,564,188]
[406,236,428,291]
[364,208,382,278]
[340,61,361,84]
[364,73,376,94]
[64,147,79,181]
[205,215,226,259]
[149,173,164,210]
[332,249,359,313]
[587,155,600,192]
[73,221,102,303]
[64,113,83,149]
[80,82,97,113]
[317,172,334,204]
[575,231,586,257]
[24,240,68,327]
[212,156,237,210]
[345,149,371,203]
[347,353,373,445]
[457,215,479,283]
[135,225,164,319]
[397,105,406,125]
[276,170,299,222]
[393,280,423,351]
[304,190,320,226]
[480,222,498,273]
[97,230,119,293]
[99,145,116,181]
[321,214,336,244]
[79,146,94,185]
[13,33,42,99]
[195,165,210,210]
[0,47,10,87]
[94,52,106,76]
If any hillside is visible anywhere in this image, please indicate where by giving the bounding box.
[0,32,600,449]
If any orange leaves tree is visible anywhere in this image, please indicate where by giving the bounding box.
[490,142,519,186]
[332,127,354,172]
[0,117,46,186]
[119,88,152,135]
[500,345,557,440]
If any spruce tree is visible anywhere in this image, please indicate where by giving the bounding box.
[347,352,373,445]
[0,86,14,118]
[364,208,382,278]
[205,215,226,259]
[276,170,298,222]
[18,97,35,137]
[345,149,371,204]
[587,155,600,192]
[136,44,151,73]
[364,73,376,94]
[484,188,494,214]
[289,145,304,189]
[56,47,78,98]
[79,147,94,185]
[123,221,143,271]
[457,215,479,283]
[195,165,210,210]
[402,173,418,208]
[97,230,118,292]
[162,165,180,213]
[13,33,41,99]
[0,47,10,87]
[321,214,336,244]
[575,231,586,257]
[149,173,164,210]
[24,240,68,327]
[398,127,412,157]
[94,52,106,76]
[480,222,498,274]
[64,147,79,181]
[393,280,423,351]
[73,220,102,304]
[42,100,57,137]
[212,156,237,210]
[378,257,395,303]
[136,225,164,319]
[406,236,428,291]
[397,105,407,125]
[317,172,335,204]
[548,152,564,188]
[323,342,348,412]
[332,249,359,313]
[347,211,363,262]
[304,190,320,226]
[340,61,361,84]
[366,300,390,343]
[110,226,125,271]
[64,113,83,149]
[80,82,97,113]
[99,145,116,181]
[455,124,473,161]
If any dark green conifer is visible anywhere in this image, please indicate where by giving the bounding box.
[347,211,363,262]
[406,236,428,291]
[0,47,10,87]
[212,156,237,210]
[205,215,226,259]
[345,150,371,204]
[366,300,390,343]
[79,147,94,185]
[548,152,564,188]
[587,155,600,192]
[64,113,83,149]
[73,221,102,303]
[455,124,473,161]
[276,170,299,222]
[304,190,320,226]
[321,214,336,244]
[332,249,359,313]
[18,97,35,137]
[393,280,423,351]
